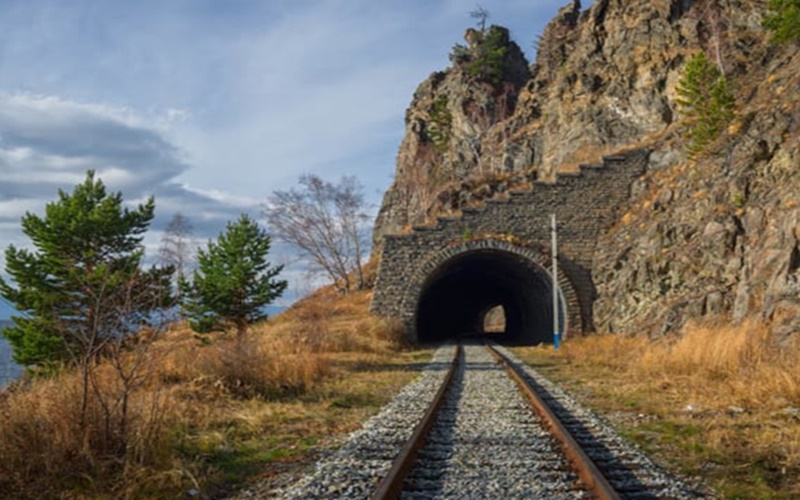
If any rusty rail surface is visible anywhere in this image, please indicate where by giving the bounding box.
[370,343,462,500]
[485,344,622,500]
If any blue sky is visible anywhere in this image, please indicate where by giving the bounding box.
[0,0,589,314]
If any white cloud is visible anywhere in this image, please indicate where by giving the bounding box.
[0,92,257,276]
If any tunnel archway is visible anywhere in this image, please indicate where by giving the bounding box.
[400,240,578,346]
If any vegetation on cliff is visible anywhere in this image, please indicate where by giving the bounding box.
[675,51,736,157]
[450,25,513,87]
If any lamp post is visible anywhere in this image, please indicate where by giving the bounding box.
[551,213,560,350]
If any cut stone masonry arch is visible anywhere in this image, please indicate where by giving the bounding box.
[399,238,582,344]
[370,149,650,345]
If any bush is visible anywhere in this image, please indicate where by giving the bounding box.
[0,370,177,497]
[449,43,471,64]
[197,332,330,400]
[427,95,452,152]
[763,0,800,43]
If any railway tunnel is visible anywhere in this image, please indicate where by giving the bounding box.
[414,248,565,345]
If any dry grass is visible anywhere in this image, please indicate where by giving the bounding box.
[513,319,800,498]
[0,282,426,499]
[0,368,181,498]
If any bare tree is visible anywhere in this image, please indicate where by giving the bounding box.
[264,175,369,292]
[697,0,729,75]
[84,266,173,456]
[158,212,194,301]
[471,5,490,33]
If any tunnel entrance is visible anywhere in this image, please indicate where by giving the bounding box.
[414,248,565,345]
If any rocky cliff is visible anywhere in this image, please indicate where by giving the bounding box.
[374,0,799,339]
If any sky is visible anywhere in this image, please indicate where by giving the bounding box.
[0,0,591,315]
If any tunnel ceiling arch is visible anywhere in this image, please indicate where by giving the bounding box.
[399,239,581,345]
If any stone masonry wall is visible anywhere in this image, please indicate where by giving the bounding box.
[371,149,650,334]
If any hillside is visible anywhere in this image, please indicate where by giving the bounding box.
[373,0,800,339]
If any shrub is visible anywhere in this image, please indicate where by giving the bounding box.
[448,43,471,64]
[763,0,800,43]
[675,51,736,157]
[199,334,328,400]
[427,95,452,152]
[0,370,177,497]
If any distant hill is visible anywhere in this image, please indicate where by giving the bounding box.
[0,301,14,321]
[1,320,22,387]
[264,304,286,318]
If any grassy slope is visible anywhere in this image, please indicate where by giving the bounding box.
[2,278,799,498]
[512,320,800,499]
[0,285,432,499]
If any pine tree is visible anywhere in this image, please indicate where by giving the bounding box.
[181,214,287,335]
[0,171,173,368]
[675,51,736,157]
[464,25,509,86]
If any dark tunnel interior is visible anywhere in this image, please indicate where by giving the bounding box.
[415,249,565,345]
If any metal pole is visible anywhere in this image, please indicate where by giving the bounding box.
[551,213,560,350]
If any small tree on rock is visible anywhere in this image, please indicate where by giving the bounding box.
[181,214,286,336]
[675,51,736,157]
[470,5,490,33]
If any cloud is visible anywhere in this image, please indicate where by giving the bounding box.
[0,92,259,271]
[0,92,188,199]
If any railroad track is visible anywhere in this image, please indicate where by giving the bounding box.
[270,341,705,499]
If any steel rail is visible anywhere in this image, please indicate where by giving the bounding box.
[485,344,622,500]
[371,343,462,500]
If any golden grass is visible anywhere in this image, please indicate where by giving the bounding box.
[0,282,425,499]
[556,320,800,407]
[513,319,800,498]
[0,367,181,498]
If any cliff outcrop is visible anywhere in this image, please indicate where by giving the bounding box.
[374,0,800,339]
[372,25,532,243]
[593,44,800,340]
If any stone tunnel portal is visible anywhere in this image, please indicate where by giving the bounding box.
[414,249,565,345]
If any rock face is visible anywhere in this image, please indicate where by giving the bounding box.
[593,44,800,340]
[372,25,531,244]
[374,0,800,339]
